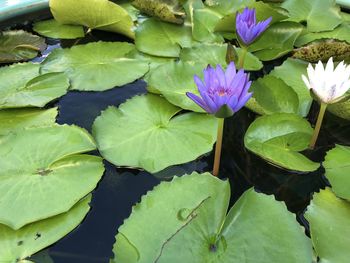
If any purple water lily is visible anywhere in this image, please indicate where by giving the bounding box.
[236,7,272,46]
[186,62,252,118]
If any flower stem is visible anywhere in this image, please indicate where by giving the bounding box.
[309,102,327,150]
[213,118,225,177]
[238,47,248,69]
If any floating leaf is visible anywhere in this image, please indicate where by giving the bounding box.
[244,113,320,172]
[41,42,149,91]
[295,23,350,47]
[305,188,350,263]
[0,30,46,63]
[292,39,350,62]
[248,22,303,61]
[0,107,57,135]
[135,18,193,57]
[0,196,91,262]
[92,95,217,173]
[328,99,350,120]
[191,7,223,43]
[112,172,312,263]
[179,43,226,66]
[147,61,204,111]
[33,19,85,39]
[0,125,104,229]
[119,0,140,21]
[250,75,299,114]
[180,44,262,71]
[50,0,134,38]
[204,0,255,16]
[270,58,312,117]
[281,0,342,32]
[129,50,175,83]
[324,145,350,200]
[132,0,186,24]
[0,63,69,109]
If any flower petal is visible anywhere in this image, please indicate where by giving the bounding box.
[186,92,211,113]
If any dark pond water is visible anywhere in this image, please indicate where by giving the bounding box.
[2,12,350,263]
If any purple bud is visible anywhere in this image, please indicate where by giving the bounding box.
[236,7,272,46]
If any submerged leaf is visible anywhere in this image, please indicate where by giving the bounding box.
[244,113,320,172]
[324,145,350,200]
[33,19,85,39]
[0,125,104,229]
[305,188,350,263]
[0,63,69,109]
[0,30,46,63]
[92,94,217,173]
[112,172,312,263]
[0,107,57,135]
[50,0,134,38]
[132,0,186,24]
[0,196,91,262]
[41,42,149,91]
[292,39,350,63]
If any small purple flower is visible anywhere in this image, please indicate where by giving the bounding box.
[236,7,272,46]
[186,62,252,118]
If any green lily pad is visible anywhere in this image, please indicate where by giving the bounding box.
[92,95,217,173]
[244,113,320,172]
[135,18,193,57]
[295,23,350,47]
[41,42,149,91]
[270,58,312,117]
[132,0,186,24]
[112,172,312,263]
[119,0,140,21]
[327,99,350,120]
[179,43,226,66]
[281,0,342,32]
[0,107,57,135]
[292,39,350,63]
[191,6,223,43]
[0,30,46,63]
[248,22,303,61]
[146,61,204,112]
[128,50,175,83]
[250,75,299,114]
[33,19,85,39]
[180,44,263,71]
[0,63,69,109]
[204,0,255,16]
[305,188,350,263]
[0,196,91,262]
[0,125,104,229]
[50,0,134,39]
[324,145,350,200]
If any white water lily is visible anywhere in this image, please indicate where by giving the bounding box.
[302,57,350,104]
